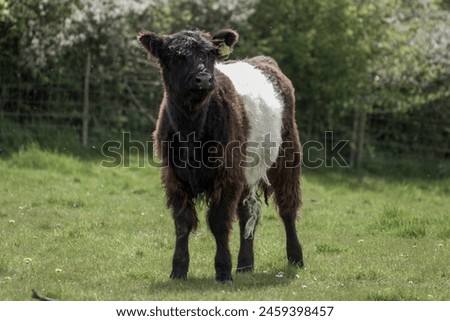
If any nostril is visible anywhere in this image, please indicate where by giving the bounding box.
[195,74,212,88]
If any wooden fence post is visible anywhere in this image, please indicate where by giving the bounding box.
[350,109,367,168]
[82,51,91,147]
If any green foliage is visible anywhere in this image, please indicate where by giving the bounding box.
[8,144,85,174]
[241,0,369,131]
[1,0,449,162]
[369,0,450,113]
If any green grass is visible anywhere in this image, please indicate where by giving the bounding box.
[0,146,449,300]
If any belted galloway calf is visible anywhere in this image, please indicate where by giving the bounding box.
[138,28,303,282]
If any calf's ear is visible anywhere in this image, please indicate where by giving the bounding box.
[138,31,164,59]
[212,29,239,60]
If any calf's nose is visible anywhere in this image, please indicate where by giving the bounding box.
[194,73,212,90]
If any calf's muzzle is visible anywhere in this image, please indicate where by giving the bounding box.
[194,72,212,90]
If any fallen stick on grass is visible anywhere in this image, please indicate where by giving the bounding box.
[31,289,55,301]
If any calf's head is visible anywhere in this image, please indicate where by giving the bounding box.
[138,29,238,105]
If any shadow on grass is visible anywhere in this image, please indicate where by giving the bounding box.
[148,265,303,296]
[303,155,450,193]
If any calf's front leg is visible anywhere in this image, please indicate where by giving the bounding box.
[169,193,197,279]
[208,208,232,282]
[207,185,242,282]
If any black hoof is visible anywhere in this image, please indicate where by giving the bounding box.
[215,272,233,283]
[170,270,187,280]
[288,257,304,268]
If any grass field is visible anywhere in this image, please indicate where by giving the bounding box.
[0,146,449,300]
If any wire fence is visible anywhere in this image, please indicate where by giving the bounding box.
[0,57,161,153]
[1,70,449,173]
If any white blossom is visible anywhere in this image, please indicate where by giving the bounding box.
[19,0,261,71]
[20,0,158,71]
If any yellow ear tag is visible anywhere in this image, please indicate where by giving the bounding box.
[218,43,232,59]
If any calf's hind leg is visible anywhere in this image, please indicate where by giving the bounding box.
[236,188,258,273]
[268,151,304,267]
[280,208,303,266]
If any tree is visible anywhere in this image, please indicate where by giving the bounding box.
[141,0,258,32]
[243,0,370,137]
[243,0,450,164]
[370,0,450,111]
[8,0,157,146]
[366,0,450,158]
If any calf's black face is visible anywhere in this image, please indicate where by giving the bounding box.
[139,29,238,105]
